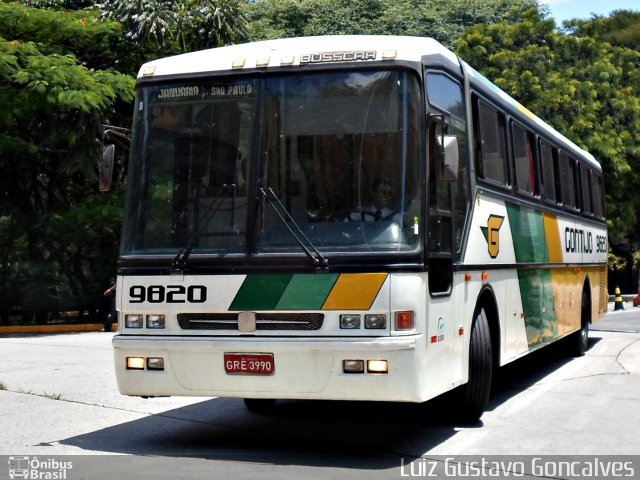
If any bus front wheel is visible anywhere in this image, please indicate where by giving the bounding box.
[459,307,493,422]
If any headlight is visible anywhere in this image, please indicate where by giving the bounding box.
[340,314,361,329]
[125,314,144,328]
[146,314,165,329]
[365,313,387,329]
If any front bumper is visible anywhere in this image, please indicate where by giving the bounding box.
[112,334,428,402]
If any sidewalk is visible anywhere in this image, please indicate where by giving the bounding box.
[0,323,111,334]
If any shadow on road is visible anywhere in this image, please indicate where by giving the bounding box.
[59,337,600,467]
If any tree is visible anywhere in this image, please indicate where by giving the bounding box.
[455,8,640,285]
[564,10,640,52]
[0,1,137,71]
[0,3,135,322]
[244,0,537,48]
[99,0,249,56]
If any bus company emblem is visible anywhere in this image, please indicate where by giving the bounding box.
[481,215,505,259]
[300,50,376,64]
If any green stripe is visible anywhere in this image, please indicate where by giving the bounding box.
[506,204,560,347]
[506,204,549,263]
[276,274,339,309]
[518,269,558,348]
[229,274,292,310]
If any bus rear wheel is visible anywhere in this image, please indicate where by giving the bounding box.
[567,290,590,357]
[459,307,493,422]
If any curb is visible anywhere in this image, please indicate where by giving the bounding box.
[0,324,111,335]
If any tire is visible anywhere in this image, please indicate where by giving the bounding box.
[568,290,590,357]
[243,398,276,413]
[459,308,493,422]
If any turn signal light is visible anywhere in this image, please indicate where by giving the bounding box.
[395,311,415,330]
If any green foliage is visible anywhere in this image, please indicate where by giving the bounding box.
[608,248,628,272]
[0,2,125,70]
[455,8,640,249]
[0,3,135,321]
[99,0,249,56]
[564,10,640,51]
[244,0,537,48]
[20,0,98,9]
[380,0,537,48]
[245,0,385,39]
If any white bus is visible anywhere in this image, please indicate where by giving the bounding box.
[113,35,607,420]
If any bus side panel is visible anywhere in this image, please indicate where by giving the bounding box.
[463,193,607,366]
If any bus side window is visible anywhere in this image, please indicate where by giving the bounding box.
[511,122,537,196]
[559,153,578,210]
[591,173,605,219]
[474,99,508,186]
[579,164,593,215]
[540,141,561,204]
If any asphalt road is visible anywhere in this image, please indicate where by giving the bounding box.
[1,305,639,479]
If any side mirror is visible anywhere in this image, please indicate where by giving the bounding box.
[99,144,115,192]
[436,135,459,182]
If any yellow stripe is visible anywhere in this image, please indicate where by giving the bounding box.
[543,212,563,263]
[322,273,388,310]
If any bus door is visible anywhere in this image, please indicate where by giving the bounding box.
[427,115,455,297]
[425,69,469,388]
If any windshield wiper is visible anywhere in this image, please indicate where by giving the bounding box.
[172,183,234,271]
[260,187,329,269]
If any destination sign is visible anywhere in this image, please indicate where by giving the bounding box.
[154,83,255,102]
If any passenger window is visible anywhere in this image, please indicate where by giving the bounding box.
[580,164,592,215]
[559,153,578,210]
[511,123,536,195]
[591,174,605,218]
[540,141,560,203]
[475,99,508,185]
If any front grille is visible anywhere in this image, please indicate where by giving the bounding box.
[177,312,324,331]
[177,313,238,330]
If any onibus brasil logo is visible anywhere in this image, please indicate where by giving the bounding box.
[8,457,73,480]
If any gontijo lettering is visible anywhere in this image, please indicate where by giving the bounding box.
[565,228,607,254]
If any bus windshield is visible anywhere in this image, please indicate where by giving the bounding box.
[122,69,422,260]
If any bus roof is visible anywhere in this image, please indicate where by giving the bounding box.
[137,34,599,170]
[136,35,458,77]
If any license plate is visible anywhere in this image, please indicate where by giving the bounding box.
[224,353,275,375]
